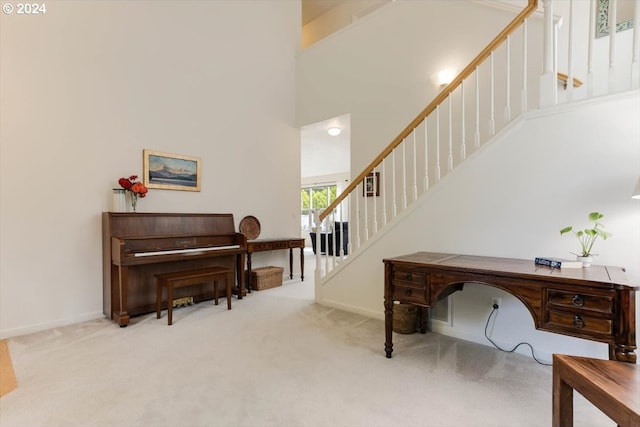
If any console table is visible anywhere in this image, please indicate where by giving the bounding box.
[246,238,305,293]
[383,252,637,363]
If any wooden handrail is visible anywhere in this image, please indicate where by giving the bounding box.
[320,0,538,221]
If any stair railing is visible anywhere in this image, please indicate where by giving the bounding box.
[313,0,639,281]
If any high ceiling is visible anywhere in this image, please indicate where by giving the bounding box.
[301,0,348,26]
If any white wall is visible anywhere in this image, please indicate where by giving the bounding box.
[0,1,301,338]
[296,1,540,173]
[319,93,640,362]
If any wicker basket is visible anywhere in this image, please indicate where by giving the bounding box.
[251,266,284,291]
[393,303,417,334]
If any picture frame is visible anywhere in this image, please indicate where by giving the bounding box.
[143,149,201,192]
[363,172,380,197]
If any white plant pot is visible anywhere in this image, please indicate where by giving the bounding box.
[577,256,593,267]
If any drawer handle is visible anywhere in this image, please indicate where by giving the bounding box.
[573,315,585,329]
[404,288,413,297]
[404,272,413,280]
[572,295,584,307]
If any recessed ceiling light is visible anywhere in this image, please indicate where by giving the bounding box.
[328,127,341,136]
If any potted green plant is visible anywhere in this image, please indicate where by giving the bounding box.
[560,211,612,267]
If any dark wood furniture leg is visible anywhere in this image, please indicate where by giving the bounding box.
[289,248,294,279]
[300,247,304,281]
[246,252,252,294]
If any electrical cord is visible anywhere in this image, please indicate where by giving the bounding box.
[484,305,552,366]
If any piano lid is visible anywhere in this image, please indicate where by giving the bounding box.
[105,212,237,239]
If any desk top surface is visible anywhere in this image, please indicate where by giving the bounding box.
[383,252,638,289]
[554,354,639,413]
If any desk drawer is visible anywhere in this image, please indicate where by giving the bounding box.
[546,311,612,337]
[393,269,426,288]
[251,242,272,251]
[392,285,428,305]
[272,241,289,250]
[547,289,613,314]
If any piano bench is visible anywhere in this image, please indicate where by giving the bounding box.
[155,267,233,325]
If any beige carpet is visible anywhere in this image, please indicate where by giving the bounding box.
[0,256,615,426]
[0,339,17,397]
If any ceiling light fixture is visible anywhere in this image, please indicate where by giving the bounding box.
[436,69,456,86]
[328,127,341,136]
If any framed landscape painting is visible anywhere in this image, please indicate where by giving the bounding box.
[143,149,201,191]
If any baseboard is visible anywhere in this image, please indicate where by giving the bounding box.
[0,311,104,340]
[431,322,553,364]
[318,298,384,321]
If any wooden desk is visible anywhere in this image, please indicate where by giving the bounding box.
[246,238,305,292]
[383,252,638,363]
[553,354,640,427]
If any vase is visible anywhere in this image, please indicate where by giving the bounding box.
[130,193,138,212]
[577,255,593,267]
[112,189,127,212]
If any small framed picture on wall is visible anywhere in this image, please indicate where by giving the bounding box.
[363,172,380,197]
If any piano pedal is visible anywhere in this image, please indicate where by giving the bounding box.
[172,297,194,308]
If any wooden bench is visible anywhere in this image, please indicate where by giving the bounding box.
[553,354,640,427]
[155,266,233,325]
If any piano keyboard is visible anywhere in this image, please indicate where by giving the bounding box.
[134,245,241,257]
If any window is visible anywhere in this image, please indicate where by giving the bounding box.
[301,184,337,231]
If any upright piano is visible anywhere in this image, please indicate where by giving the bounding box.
[102,212,247,326]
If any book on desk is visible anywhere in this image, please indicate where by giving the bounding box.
[534,256,583,268]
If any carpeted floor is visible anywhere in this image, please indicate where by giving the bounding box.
[0,255,615,427]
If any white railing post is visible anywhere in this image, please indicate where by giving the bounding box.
[540,0,557,107]
[423,119,429,192]
[587,0,596,96]
[461,81,467,160]
[522,19,529,112]
[505,35,512,121]
[435,106,441,181]
[474,67,481,148]
[381,159,387,226]
[608,0,618,93]
[632,0,640,89]
[567,0,575,101]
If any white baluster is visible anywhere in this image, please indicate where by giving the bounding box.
[435,106,441,182]
[391,150,397,217]
[461,81,466,160]
[363,176,369,241]
[346,193,352,256]
[505,35,511,121]
[401,138,407,210]
[475,67,481,148]
[372,167,378,235]
[489,52,495,136]
[412,131,418,201]
[522,19,528,112]
[356,183,361,248]
[381,159,387,226]
[448,95,453,172]
[424,118,429,192]
[567,0,575,101]
[632,0,640,89]
[540,0,557,107]
[608,0,618,93]
[587,0,596,96]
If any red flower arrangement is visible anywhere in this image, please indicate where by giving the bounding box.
[118,175,148,212]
